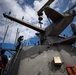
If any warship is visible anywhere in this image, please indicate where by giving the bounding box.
[1,0,76,75]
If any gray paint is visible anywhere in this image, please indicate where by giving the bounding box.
[8,45,76,75]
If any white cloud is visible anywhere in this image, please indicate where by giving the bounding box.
[0,0,76,44]
[71,0,76,3]
[33,0,48,11]
[0,0,38,43]
[24,5,38,22]
[17,0,24,4]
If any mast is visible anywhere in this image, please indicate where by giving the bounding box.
[37,0,54,15]
[3,13,45,33]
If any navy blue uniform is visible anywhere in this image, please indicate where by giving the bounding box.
[16,36,24,50]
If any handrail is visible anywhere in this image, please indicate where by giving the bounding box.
[7,44,23,74]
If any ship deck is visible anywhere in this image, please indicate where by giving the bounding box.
[8,44,76,75]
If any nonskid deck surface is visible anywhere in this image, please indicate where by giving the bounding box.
[9,45,76,75]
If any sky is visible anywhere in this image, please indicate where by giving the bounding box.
[0,0,76,45]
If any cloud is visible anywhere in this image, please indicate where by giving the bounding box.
[33,0,48,11]
[0,0,76,44]
[71,0,76,3]
[24,5,38,22]
[50,0,76,13]
[0,0,38,43]
[0,0,50,44]
[17,0,25,4]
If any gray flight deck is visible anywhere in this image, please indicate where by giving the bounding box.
[8,44,76,75]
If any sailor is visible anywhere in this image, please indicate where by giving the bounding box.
[22,16,24,20]
[73,10,76,14]
[16,35,24,51]
[71,24,76,35]
[0,50,8,74]
[72,10,76,14]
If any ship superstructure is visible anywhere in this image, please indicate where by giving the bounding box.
[2,0,76,75]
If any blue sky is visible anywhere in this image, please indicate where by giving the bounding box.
[0,0,76,45]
